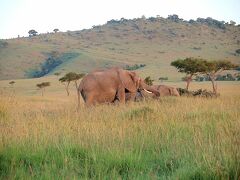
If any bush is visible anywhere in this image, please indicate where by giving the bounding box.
[144,76,154,86]
[195,74,238,81]
[196,17,226,29]
[235,49,240,55]
[159,77,168,82]
[124,64,146,71]
[0,41,8,48]
[216,74,235,81]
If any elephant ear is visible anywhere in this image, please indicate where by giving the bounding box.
[118,69,137,92]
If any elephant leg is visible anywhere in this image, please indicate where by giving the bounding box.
[128,92,137,101]
[85,94,95,106]
[117,86,125,103]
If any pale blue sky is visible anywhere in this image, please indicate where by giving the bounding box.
[0,0,239,39]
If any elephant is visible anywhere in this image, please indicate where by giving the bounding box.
[127,84,180,101]
[78,67,160,105]
[153,85,180,97]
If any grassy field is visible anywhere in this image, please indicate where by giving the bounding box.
[1,15,239,179]
[0,81,239,179]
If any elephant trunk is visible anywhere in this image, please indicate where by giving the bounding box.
[141,82,160,97]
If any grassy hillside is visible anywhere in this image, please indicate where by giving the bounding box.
[0,16,240,81]
[0,82,239,179]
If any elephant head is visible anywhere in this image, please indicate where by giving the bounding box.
[138,79,160,97]
[118,69,160,100]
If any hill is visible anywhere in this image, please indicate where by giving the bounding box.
[0,15,240,81]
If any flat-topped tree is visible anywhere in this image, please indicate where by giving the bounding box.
[171,58,207,90]
[9,81,15,87]
[53,28,59,33]
[59,72,85,96]
[28,29,38,37]
[36,82,50,96]
[70,73,85,108]
[9,81,16,93]
[59,75,71,96]
[204,60,238,94]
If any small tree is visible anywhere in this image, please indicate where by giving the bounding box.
[204,60,238,94]
[53,28,59,33]
[230,20,236,26]
[59,75,71,96]
[54,72,61,76]
[36,82,50,96]
[9,81,15,87]
[28,29,38,37]
[59,72,85,96]
[171,58,207,90]
[144,76,154,86]
[70,73,85,108]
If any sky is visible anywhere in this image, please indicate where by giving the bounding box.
[0,0,239,39]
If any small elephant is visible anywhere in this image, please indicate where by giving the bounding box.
[78,67,160,105]
[129,84,180,101]
[153,85,180,97]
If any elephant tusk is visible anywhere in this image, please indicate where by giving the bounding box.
[143,89,153,94]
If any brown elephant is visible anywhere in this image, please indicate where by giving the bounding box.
[153,85,180,97]
[128,84,180,101]
[78,67,160,105]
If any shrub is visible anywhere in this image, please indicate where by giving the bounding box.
[144,76,154,86]
[159,77,168,82]
[196,17,226,29]
[0,41,8,48]
[124,64,146,71]
[235,49,240,55]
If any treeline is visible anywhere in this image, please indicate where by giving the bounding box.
[124,64,146,71]
[105,15,238,29]
[194,74,240,81]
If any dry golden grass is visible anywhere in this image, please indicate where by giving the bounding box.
[0,82,239,178]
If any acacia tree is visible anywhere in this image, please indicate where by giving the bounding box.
[59,72,85,96]
[28,29,38,37]
[9,81,16,93]
[70,73,85,108]
[36,82,50,96]
[53,28,59,33]
[9,81,15,87]
[59,74,71,96]
[171,58,207,90]
[204,60,238,94]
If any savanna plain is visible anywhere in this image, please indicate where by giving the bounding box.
[0,81,239,179]
[1,16,240,179]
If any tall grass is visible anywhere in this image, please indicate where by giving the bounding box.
[0,86,239,179]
